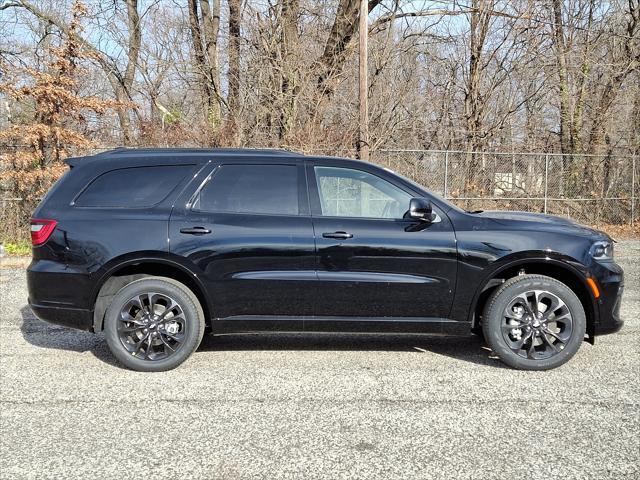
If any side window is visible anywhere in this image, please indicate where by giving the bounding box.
[74,165,193,207]
[314,166,412,219]
[193,164,299,215]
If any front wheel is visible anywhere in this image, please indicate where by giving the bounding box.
[104,276,205,372]
[482,274,587,370]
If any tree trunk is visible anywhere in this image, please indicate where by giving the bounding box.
[277,0,299,141]
[188,0,208,122]
[551,0,572,155]
[112,82,133,145]
[463,0,491,192]
[357,0,369,160]
[572,0,594,158]
[228,0,241,120]
[200,0,221,128]
[315,0,381,98]
[123,0,140,96]
[187,0,221,131]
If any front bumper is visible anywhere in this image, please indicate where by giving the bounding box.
[592,260,624,336]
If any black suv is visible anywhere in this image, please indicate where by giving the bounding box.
[27,148,624,371]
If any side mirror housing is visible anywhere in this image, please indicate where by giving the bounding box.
[407,197,434,222]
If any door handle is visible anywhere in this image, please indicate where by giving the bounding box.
[322,231,353,240]
[180,227,211,235]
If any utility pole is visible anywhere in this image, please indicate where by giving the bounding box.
[358,0,369,160]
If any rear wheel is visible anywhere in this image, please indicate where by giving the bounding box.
[104,276,205,372]
[482,274,586,370]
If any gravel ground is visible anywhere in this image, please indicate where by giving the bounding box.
[1,242,638,480]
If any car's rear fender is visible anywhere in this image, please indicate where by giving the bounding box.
[90,253,212,332]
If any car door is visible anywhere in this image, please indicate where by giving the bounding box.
[306,160,457,327]
[169,159,315,330]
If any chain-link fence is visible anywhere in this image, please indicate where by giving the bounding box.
[369,150,638,227]
[1,149,638,243]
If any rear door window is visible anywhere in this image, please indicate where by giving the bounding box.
[74,165,193,207]
[192,164,300,215]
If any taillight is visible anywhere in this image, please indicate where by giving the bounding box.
[30,219,57,246]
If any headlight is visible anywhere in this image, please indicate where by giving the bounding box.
[591,241,614,260]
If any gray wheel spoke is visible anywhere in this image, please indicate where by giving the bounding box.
[163,331,185,344]
[158,299,181,319]
[145,336,154,358]
[514,294,536,316]
[131,332,150,353]
[540,332,560,352]
[503,308,523,321]
[510,330,533,351]
[120,325,143,333]
[135,331,149,344]
[532,290,544,314]
[159,333,176,352]
[119,310,145,325]
[549,311,571,324]
[159,311,185,324]
[541,295,563,320]
[544,328,568,344]
[133,295,149,313]
[526,335,537,359]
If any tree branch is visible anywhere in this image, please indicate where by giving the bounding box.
[370,7,530,35]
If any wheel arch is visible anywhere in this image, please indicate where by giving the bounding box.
[470,257,598,342]
[91,254,212,332]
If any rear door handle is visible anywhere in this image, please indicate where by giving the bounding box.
[180,227,211,235]
[322,231,353,240]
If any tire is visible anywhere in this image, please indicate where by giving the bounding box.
[482,274,586,371]
[104,276,205,372]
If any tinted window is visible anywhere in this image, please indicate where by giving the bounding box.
[75,165,193,207]
[194,164,299,215]
[315,166,411,219]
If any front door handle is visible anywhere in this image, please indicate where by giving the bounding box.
[322,231,353,240]
[180,227,211,235]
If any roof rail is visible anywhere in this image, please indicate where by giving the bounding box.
[97,147,302,156]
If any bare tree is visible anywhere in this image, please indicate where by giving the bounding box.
[2,0,638,160]
[8,0,141,145]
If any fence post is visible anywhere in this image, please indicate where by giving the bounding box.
[632,156,636,226]
[443,151,449,198]
[544,154,549,214]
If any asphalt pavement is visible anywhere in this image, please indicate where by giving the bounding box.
[1,242,638,479]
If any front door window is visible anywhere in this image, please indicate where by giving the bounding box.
[314,166,411,219]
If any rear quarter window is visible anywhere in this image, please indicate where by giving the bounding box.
[74,165,193,208]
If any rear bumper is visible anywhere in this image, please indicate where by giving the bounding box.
[28,302,94,332]
[27,259,95,332]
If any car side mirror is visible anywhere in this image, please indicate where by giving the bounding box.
[406,197,435,222]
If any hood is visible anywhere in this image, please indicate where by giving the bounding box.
[474,210,608,239]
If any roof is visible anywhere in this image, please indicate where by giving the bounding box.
[65,147,303,166]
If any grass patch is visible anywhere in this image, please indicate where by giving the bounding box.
[1,241,32,257]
